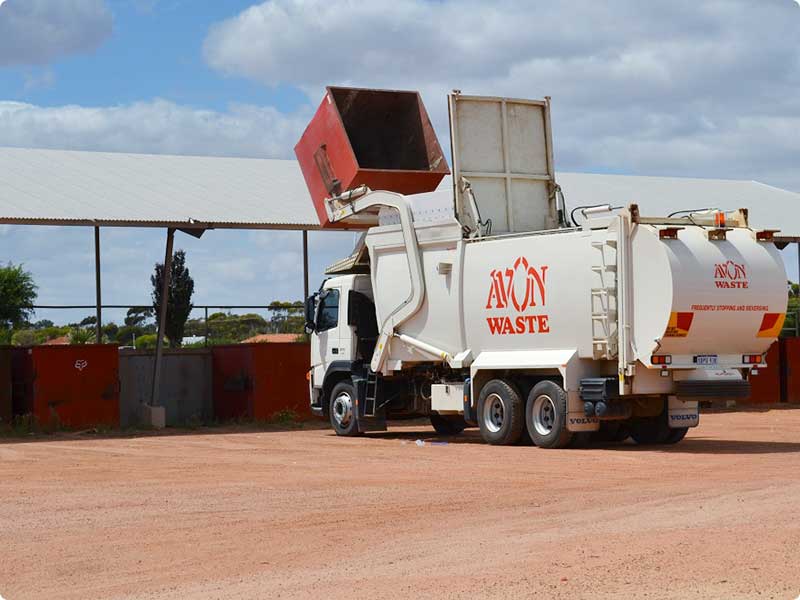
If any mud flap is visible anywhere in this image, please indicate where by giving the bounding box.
[567,390,600,432]
[668,395,699,428]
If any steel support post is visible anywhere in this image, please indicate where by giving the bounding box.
[94,226,102,344]
[302,230,309,301]
[151,228,175,407]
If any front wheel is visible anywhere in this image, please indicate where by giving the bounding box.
[526,380,573,449]
[329,380,361,437]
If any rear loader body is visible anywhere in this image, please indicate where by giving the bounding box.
[300,88,787,447]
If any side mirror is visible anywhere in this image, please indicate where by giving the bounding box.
[304,294,317,333]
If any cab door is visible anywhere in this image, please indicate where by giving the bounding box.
[311,287,342,386]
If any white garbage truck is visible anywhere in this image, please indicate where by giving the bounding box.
[295,87,787,448]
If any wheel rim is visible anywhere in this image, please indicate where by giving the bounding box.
[332,392,353,428]
[532,394,556,436]
[482,393,505,433]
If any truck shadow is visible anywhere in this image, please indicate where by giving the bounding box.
[365,429,487,445]
[597,438,800,455]
[365,430,800,454]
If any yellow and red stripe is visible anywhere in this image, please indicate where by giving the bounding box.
[757,313,785,338]
[664,312,694,338]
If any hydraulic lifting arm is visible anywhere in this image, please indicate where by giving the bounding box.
[326,188,427,373]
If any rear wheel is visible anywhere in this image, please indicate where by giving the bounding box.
[329,380,361,437]
[665,427,688,444]
[593,422,630,444]
[630,416,670,445]
[430,412,466,435]
[526,380,573,449]
[477,379,524,445]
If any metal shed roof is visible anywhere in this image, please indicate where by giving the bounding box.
[555,172,800,231]
[0,146,319,230]
[0,146,797,232]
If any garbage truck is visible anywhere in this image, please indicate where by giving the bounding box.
[295,87,788,448]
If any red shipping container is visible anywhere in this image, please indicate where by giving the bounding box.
[295,86,449,228]
[30,345,120,428]
[11,347,34,417]
[211,345,254,421]
[212,343,312,422]
[746,340,782,404]
[783,337,800,403]
[251,343,312,421]
[0,347,11,425]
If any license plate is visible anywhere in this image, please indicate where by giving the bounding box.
[695,355,718,366]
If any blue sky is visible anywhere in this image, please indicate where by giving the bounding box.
[0,0,799,326]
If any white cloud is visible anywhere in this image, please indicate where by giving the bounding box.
[203,0,800,192]
[0,0,113,66]
[0,99,310,159]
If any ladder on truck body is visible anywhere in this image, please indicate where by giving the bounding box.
[590,230,619,360]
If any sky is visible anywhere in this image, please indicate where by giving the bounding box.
[0,0,799,325]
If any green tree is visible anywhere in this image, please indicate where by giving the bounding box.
[267,301,305,333]
[69,328,94,345]
[0,263,38,341]
[124,306,153,327]
[151,249,194,347]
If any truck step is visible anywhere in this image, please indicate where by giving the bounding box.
[592,264,617,273]
[364,371,379,417]
[591,238,618,249]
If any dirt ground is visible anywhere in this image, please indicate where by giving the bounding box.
[2,410,800,600]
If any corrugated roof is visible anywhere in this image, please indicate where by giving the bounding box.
[555,172,800,231]
[0,146,797,232]
[0,146,319,229]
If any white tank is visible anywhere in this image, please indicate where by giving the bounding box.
[366,216,787,372]
[631,226,787,366]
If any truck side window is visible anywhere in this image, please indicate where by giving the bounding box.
[316,289,340,331]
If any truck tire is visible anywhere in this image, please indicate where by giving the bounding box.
[629,417,670,445]
[430,412,466,435]
[477,379,524,445]
[329,380,361,437]
[526,380,573,449]
[593,422,630,444]
[664,427,688,444]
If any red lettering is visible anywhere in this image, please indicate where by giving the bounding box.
[486,270,508,309]
[537,315,550,333]
[515,316,526,334]
[528,265,547,307]
[501,317,514,335]
[486,317,504,334]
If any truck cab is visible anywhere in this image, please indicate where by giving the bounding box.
[307,274,376,417]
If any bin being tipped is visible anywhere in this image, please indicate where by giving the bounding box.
[294,86,450,228]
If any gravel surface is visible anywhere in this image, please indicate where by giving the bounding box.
[2,410,800,599]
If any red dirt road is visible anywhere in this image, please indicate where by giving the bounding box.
[2,410,800,599]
